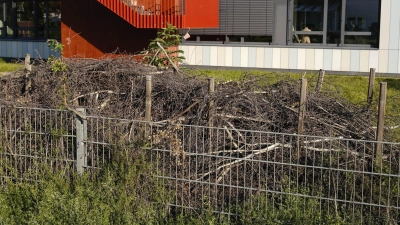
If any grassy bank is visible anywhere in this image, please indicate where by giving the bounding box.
[0,59,23,76]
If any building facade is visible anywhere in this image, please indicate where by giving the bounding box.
[180,0,400,74]
[0,0,61,58]
[0,0,218,59]
[0,0,398,75]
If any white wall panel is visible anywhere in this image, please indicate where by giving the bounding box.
[255,47,265,68]
[332,49,342,71]
[210,46,218,66]
[314,49,323,70]
[297,49,306,70]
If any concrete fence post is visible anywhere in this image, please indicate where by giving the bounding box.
[76,108,87,175]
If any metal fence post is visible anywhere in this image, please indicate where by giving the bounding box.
[76,108,87,175]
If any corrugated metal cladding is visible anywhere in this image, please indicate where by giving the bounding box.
[188,0,274,36]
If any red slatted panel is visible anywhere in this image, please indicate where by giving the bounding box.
[97,0,218,29]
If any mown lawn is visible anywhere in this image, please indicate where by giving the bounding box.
[0,58,23,76]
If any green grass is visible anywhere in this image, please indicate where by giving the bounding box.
[0,58,23,75]
[190,68,399,104]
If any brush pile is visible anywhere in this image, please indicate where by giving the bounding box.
[0,56,380,141]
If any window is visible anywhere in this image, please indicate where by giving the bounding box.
[183,0,274,43]
[0,0,60,40]
[290,0,380,47]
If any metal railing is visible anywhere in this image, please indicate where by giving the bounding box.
[120,0,185,15]
[1,105,400,223]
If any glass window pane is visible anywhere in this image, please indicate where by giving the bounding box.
[2,2,14,37]
[293,0,324,32]
[345,35,378,45]
[0,3,4,37]
[48,30,60,39]
[327,0,342,44]
[37,2,46,38]
[345,0,380,32]
[17,2,34,38]
[293,33,323,44]
[48,2,61,29]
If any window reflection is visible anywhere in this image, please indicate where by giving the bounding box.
[0,0,60,40]
[291,0,380,46]
[293,0,324,32]
[48,1,61,39]
[345,0,379,45]
[0,2,15,37]
[345,0,379,32]
[17,2,35,38]
[327,0,341,44]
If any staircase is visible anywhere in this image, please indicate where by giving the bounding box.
[98,0,218,29]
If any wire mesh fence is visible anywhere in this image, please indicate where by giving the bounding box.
[0,106,76,184]
[1,106,400,223]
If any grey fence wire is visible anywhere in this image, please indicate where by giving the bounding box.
[0,106,76,183]
[1,106,400,223]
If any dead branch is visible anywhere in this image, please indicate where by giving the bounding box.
[223,126,239,149]
[198,143,288,181]
[69,90,114,102]
[216,113,272,124]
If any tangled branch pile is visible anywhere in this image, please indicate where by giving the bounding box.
[0,56,379,140]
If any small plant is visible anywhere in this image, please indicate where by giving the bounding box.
[47,39,67,73]
[47,39,68,108]
[143,23,185,68]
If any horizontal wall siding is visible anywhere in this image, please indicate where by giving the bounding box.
[189,0,274,36]
[180,45,399,74]
[0,40,58,59]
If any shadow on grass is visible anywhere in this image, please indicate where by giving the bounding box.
[379,78,400,91]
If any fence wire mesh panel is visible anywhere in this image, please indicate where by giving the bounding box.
[0,106,76,184]
[149,123,400,224]
[82,116,400,223]
[2,106,400,223]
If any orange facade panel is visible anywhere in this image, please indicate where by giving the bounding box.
[61,0,158,58]
[97,0,218,29]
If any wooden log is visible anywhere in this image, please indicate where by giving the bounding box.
[367,68,376,105]
[24,54,32,94]
[315,69,325,92]
[297,78,307,154]
[208,77,215,153]
[298,78,307,135]
[145,75,152,122]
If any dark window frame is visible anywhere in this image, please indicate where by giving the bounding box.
[0,0,60,41]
